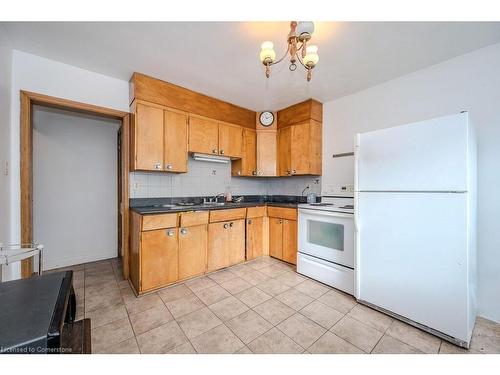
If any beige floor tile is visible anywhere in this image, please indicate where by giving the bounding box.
[168,342,197,354]
[439,340,479,354]
[255,278,290,297]
[371,335,423,354]
[157,283,193,303]
[317,289,357,314]
[98,337,140,354]
[220,277,252,295]
[347,304,394,332]
[117,279,131,289]
[274,272,307,287]
[176,307,223,338]
[235,346,253,354]
[235,287,272,308]
[277,313,326,348]
[85,304,128,329]
[227,263,254,277]
[258,265,288,277]
[129,305,174,335]
[276,289,314,311]
[123,291,165,316]
[194,285,231,305]
[207,269,238,284]
[300,300,344,329]
[253,298,296,326]
[185,275,217,292]
[308,332,364,354]
[209,296,249,321]
[165,294,205,319]
[293,279,329,299]
[190,324,245,354]
[84,280,119,299]
[85,288,123,313]
[136,321,188,354]
[240,270,271,286]
[470,318,500,353]
[91,317,134,353]
[273,262,295,272]
[85,270,116,283]
[246,259,270,270]
[386,320,441,354]
[226,310,273,344]
[331,316,384,353]
[248,327,304,354]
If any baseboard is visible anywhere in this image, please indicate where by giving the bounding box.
[44,250,118,271]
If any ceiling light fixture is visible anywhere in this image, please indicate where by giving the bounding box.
[259,21,319,82]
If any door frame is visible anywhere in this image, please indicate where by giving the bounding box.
[20,90,131,279]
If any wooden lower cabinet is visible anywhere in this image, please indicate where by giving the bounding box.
[268,213,297,265]
[207,219,245,272]
[178,224,207,280]
[269,217,283,259]
[141,228,179,291]
[246,217,264,260]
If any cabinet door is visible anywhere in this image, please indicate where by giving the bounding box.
[269,218,283,259]
[278,127,291,176]
[228,220,246,266]
[246,217,264,260]
[218,122,242,158]
[207,222,230,272]
[256,131,277,176]
[164,109,188,173]
[179,224,207,279]
[141,228,178,291]
[189,116,219,155]
[232,129,256,176]
[282,219,297,265]
[290,123,310,175]
[308,120,322,175]
[135,103,164,171]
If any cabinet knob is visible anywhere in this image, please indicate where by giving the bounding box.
[252,171,257,176]
[258,171,263,176]
[229,222,234,227]
[278,219,283,224]
[180,228,187,235]
[166,164,173,170]
[220,149,225,155]
[248,219,252,224]
[154,162,162,170]
[237,171,241,176]
[212,148,217,154]
[167,230,175,237]
[291,169,296,175]
[223,223,229,229]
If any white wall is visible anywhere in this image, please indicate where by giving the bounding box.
[323,42,500,322]
[8,51,130,278]
[33,106,120,269]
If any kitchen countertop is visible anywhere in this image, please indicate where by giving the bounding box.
[130,195,311,215]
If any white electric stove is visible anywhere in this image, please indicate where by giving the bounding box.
[297,196,355,295]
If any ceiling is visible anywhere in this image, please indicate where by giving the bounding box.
[3,22,500,110]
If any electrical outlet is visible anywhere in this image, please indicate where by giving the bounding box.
[3,160,8,176]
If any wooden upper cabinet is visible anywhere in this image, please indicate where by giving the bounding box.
[232,128,256,176]
[290,122,310,175]
[189,116,219,155]
[282,219,297,265]
[257,131,278,176]
[134,103,164,171]
[218,122,242,158]
[164,109,188,173]
[141,228,179,291]
[278,127,291,176]
[308,120,322,175]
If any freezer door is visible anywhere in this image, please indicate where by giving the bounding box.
[356,192,471,343]
[356,113,469,192]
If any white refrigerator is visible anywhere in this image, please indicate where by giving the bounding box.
[355,112,477,348]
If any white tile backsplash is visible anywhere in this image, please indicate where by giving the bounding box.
[130,157,321,198]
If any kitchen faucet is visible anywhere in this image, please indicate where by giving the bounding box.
[204,193,225,203]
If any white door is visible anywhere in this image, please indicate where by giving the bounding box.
[356,192,470,341]
[298,209,354,268]
[356,112,469,192]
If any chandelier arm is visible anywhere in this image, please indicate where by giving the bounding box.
[295,51,308,68]
[269,43,291,66]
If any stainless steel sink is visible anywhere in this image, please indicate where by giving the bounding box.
[201,202,226,206]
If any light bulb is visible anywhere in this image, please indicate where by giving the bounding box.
[297,21,315,36]
[304,45,319,67]
[259,41,276,64]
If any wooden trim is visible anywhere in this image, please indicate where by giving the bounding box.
[20,91,130,279]
[277,99,323,128]
[130,72,256,129]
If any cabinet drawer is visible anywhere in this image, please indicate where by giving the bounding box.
[267,206,297,220]
[142,213,178,231]
[246,206,267,218]
[209,208,247,223]
[180,211,209,227]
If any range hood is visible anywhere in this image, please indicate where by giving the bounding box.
[192,153,230,163]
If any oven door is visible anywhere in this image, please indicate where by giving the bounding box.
[298,208,354,268]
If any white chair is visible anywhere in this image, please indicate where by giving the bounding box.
[0,243,44,276]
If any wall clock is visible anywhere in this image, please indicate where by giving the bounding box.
[259,111,275,127]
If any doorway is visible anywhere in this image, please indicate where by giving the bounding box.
[20,91,130,279]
